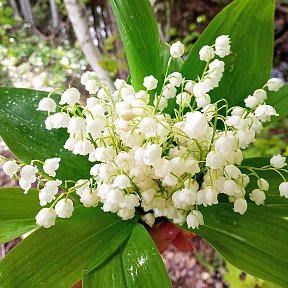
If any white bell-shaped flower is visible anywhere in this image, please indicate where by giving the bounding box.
[85,79,99,94]
[67,117,86,133]
[186,210,204,229]
[37,97,56,112]
[215,35,231,58]
[43,157,61,177]
[20,165,38,182]
[19,178,32,194]
[266,78,284,92]
[141,213,155,227]
[206,151,225,169]
[224,165,242,179]
[55,199,74,218]
[233,198,247,215]
[80,189,99,207]
[279,182,288,198]
[143,75,158,90]
[81,71,97,85]
[270,154,287,169]
[113,175,132,189]
[254,105,279,122]
[170,41,184,58]
[117,208,135,220]
[60,87,80,106]
[3,160,19,177]
[143,144,162,165]
[162,84,177,99]
[139,117,158,138]
[199,45,215,62]
[168,72,183,87]
[250,189,266,205]
[244,95,258,108]
[253,89,267,103]
[257,178,269,191]
[35,208,57,228]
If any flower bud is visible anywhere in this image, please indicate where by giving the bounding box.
[141,213,155,227]
[168,72,183,87]
[143,75,158,90]
[170,41,185,58]
[199,45,215,62]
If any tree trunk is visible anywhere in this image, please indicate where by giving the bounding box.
[63,0,114,90]
[19,0,33,24]
[49,0,60,29]
[150,0,172,42]
[9,0,21,20]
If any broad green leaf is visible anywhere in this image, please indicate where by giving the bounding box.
[0,87,91,181]
[0,206,135,288]
[188,204,288,287]
[266,84,288,123]
[224,262,279,288]
[109,0,163,91]
[167,0,275,115]
[0,188,39,244]
[83,224,172,288]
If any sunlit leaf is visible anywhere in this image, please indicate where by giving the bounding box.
[83,224,172,288]
[109,0,163,91]
[0,188,39,244]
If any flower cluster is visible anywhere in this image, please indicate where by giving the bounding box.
[2,35,287,230]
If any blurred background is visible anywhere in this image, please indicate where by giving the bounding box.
[0,0,287,287]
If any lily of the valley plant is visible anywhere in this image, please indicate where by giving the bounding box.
[0,0,288,287]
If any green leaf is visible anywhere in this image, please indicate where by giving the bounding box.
[189,204,288,287]
[224,262,280,288]
[83,224,172,288]
[0,87,92,181]
[266,84,288,123]
[0,206,135,288]
[109,0,163,91]
[171,0,275,115]
[0,188,39,244]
